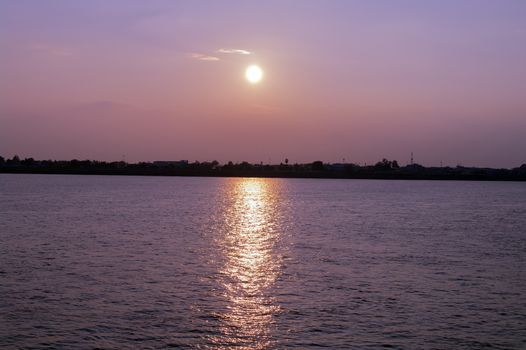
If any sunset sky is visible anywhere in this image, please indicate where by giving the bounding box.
[1,1,525,167]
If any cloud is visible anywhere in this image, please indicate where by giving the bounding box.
[217,48,252,55]
[28,44,72,56]
[190,53,220,61]
[188,48,253,62]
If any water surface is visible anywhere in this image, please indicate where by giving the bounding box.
[1,174,525,349]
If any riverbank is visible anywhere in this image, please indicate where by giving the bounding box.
[2,167,525,181]
[2,157,525,181]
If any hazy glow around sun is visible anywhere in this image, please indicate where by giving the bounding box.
[245,65,263,84]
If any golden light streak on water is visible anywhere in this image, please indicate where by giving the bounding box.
[211,178,283,349]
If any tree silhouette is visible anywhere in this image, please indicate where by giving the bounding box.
[312,161,324,171]
[374,158,399,170]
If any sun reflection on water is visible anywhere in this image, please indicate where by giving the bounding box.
[212,178,283,349]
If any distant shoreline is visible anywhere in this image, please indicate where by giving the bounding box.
[2,167,525,182]
[1,171,525,182]
[2,156,525,181]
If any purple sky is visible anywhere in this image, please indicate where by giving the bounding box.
[1,0,525,167]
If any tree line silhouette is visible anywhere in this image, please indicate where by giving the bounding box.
[1,155,525,181]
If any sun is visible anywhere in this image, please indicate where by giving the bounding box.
[245,65,263,84]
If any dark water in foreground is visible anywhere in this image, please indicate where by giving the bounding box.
[1,174,525,349]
